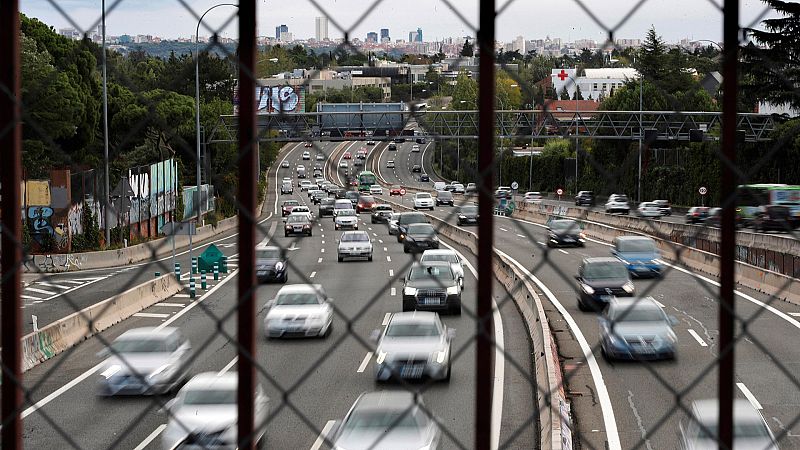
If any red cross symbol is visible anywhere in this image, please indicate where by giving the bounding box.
[557,69,569,81]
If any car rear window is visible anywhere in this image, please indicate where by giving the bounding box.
[616,239,656,253]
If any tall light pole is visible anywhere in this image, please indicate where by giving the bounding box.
[101,0,110,247]
[196,3,238,225]
[638,73,643,203]
[552,72,581,193]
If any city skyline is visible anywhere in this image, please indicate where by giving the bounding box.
[21,0,778,44]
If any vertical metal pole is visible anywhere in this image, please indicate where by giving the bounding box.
[638,75,643,203]
[102,0,111,246]
[195,22,203,228]
[575,82,578,192]
[476,0,495,448]
[1,1,23,447]
[719,1,739,449]
[238,1,258,449]
[457,138,460,178]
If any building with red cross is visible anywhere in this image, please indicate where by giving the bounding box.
[550,68,639,102]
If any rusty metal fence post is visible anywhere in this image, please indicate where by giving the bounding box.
[0,1,23,449]
[476,0,495,448]
[718,0,740,448]
[237,1,258,449]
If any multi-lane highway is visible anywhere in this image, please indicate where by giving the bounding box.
[21,140,538,449]
[373,137,800,449]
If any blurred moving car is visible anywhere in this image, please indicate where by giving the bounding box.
[284,214,313,237]
[396,212,429,242]
[281,199,300,216]
[435,190,454,206]
[281,180,293,194]
[302,151,311,160]
[452,183,465,194]
[524,191,543,204]
[411,144,421,152]
[319,198,336,217]
[304,141,313,148]
[310,190,326,204]
[366,139,376,145]
[97,327,191,396]
[575,190,595,206]
[705,207,722,228]
[389,185,403,196]
[599,297,678,361]
[685,206,710,224]
[412,164,422,173]
[335,209,359,230]
[387,212,400,235]
[161,372,268,449]
[339,161,348,168]
[420,173,430,182]
[753,204,792,232]
[403,223,440,253]
[386,160,395,168]
[456,204,479,226]
[289,205,313,221]
[637,202,662,218]
[281,160,290,168]
[299,180,314,191]
[371,204,393,224]
[402,262,461,314]
[575,257,634,311]
[334,199,353,216]
[345,190,360,206]
[465,183,477,194]
[316,153,325,161]
[356,195,377,213]
[343,151,352,159]
[612,235,662,277]
[264,284,333,338]
[547,219,585,247]
[256,244,287,283]
[605,194,631,214]
[388,141,397,150]
[330,391,441,450]
[372,312,453,383]
[678,399,778,450]
[653,199,672,216]
[420,249,464,287]
[369,185,383,195]
[413,192,435,210]
[338,230,373,262]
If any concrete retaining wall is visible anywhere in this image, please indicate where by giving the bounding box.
[20,274,182,372]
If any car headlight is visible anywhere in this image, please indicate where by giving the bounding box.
[622,281,635,293]
[376,351,388,364]
[580,283,594,295]
[431,350,447,364]
[446,286,459,295]
[275,261,284,271]
[431,236,439,242]
[666,330,678,344]
[101,364,121,379]
[285,225,292,230]
[404,287,418,296]
[147,364,172,381]
[458,215,466,219]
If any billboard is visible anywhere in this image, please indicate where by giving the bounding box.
[233,85,306,115]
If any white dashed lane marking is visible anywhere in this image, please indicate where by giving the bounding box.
[388,269,394,277]
[318,257,323,263]
[687,329,708,347]
[737,383,763,410]
[382,313,392,326]
[386,256,391,262]
[558,249,569,255]
[390,287,396,296]
[133,312,171,319]
[310,272,317,278]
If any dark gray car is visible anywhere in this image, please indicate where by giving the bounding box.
[456,204,479,226]
[319,198,335,217]
[403,223,440,253]
[255,245,287,283]
[402,262,461,315]
[575,257,634,311]
[396,212,429,242]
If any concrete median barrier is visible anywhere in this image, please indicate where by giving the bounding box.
[20,274,183,372]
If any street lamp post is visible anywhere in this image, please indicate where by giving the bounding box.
[101,0,110,248]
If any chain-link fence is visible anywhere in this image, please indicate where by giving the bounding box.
[2,0,799,449]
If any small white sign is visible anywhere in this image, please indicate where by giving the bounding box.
[400,188,407,196]
[511,181,519,190]
[699,186,708,195]
[556,188,564,196]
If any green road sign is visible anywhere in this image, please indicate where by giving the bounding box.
[199,244,224,272]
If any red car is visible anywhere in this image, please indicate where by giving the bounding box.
[389,185,403,196]
[356,195,376,213]
[281,200,300,216]
[304,141,313,148]
[349,179,359,187]
[343,151,352,159]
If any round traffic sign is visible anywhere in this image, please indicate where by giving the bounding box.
[556,188,564,196]
[511,181,519,190]
[400,188,407,196]
[699,186,708,195]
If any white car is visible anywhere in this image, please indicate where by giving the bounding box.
[302,151,311,160]
[369,185,383,195]
[299,180,314,191]
[334,209,359,230]
[414,192,435,210]
[411,144,421,152]
[281,160,290,168]
[161,372,269,448]
[420,249,465,287]
[316,153,325,161]
[605,194,631,214]
[386,160,395,168]
[524,191,543,204]
[637,201,661,218]
[289,206,313,221]
[337,231,373,262]
[339,161,348,168]
[264,284,334,338]
[282,176,292,183]
[452,183,465,194]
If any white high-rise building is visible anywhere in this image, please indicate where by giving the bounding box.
[315,17,329,41]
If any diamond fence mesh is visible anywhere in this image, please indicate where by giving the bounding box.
[2,0,799,449]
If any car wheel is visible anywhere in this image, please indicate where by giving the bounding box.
[281,272,288,284]
[284,232,289,237]
[577,298,588,312]
[322,323,332,338]
[402,299,413,312]
[430,207,434,211]
[368,255,373,262]
[450,302,462,316]
[457,219,462,226]
[371,218,376,224]
[354,224,358,229]
[444,360,452,382]
[308,230,312,236]
[403,245,409,253]
[337,254,343,262]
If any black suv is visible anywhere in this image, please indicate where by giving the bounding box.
[547,219,584,247]
[402,262,461,315]
[403,223,440,253]
[371,204,393,223]
[575,191,595,206]
[575,257,634,311]
[396,212,429,242]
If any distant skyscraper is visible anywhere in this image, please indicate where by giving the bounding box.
[409,32,414,43]
[275,24,288,39]
[366,32,378,43]
[380,28,390,42]
[315,17,329,41]
[416,28,423,42]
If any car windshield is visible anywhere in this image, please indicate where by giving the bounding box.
[399,213,426,224]
[416,193,431,199]
[287,215,307,224]
[421,254,458,264]
[360,196,375,203]
[550,220,580,232]
[460,206,477,215]
[409,266,453,280]
[342,410,421,432]
[338,210,356,217]
[283,201,299,207]
[613,195,629,202]
[617,239,656,253]
[276,293,321,306]
[256,249,281,260]
[321,199,334,206]
[438,192,452,198]
[694,421,772,440]
[375,206,391,211]
[182,389,237,405]
[342,233,368,242]
[386,322,441,337]
[610,306,664,322]
[407,224,435,235]
[112,338,167,353]
[583,262,628,280]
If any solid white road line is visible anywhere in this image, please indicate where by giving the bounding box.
[390,287,396,296]
[25,287,57,296]
[132,424,168,450]
[218,357,238,376]
[737,382,763,410]
[154,303,185,308]
[133,313,171,319]
[382,313,392,326]
[789,313,800,317]
[36,282,70,290]
[310,272,317,278]
[496,248,621,450]
[309,420,336,450]
[558,249,569,255]
[687,329,708,347]
[517,234,526,238]
[174,294,191,298]
[21,295,41,301]
[357,352,373,373]
[63,280,87,285]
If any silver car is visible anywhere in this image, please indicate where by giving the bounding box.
[96,327,191,396]
[338,231,373,262]
[387,212,400,235]
[420,249,465,287]
[372,311,454,382]
[334,209,359,230]
[161,372,269,449]
[330,391,441,450]
[264,284,334,338]
[679,399,778,450]
[599,297,678,361]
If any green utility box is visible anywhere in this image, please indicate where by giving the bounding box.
[199,244,225,272]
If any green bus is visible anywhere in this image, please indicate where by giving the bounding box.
[357,170,378,193]
[737,183,800,224]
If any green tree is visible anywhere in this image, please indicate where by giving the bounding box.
[635,27,669,82]
[559,86,570,100]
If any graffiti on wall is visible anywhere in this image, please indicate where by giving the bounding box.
[28,206,54,235]
[233,85,305,115]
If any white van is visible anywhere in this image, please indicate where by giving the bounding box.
[333,199,352,216]
[433,181,446,191]
[297,165,306,178]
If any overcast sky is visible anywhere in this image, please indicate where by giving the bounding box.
[22,0,777,43]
